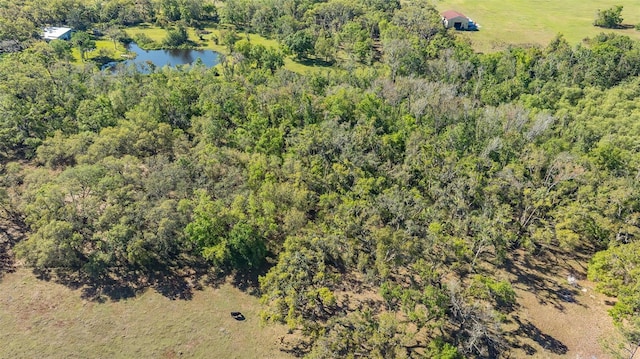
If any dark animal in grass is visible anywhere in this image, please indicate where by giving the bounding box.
[231,312,245,321]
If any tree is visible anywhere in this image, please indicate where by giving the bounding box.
[98,0,147,25]
[201,3,219,22]
[0,50,84,158]
[15,220,83,269]
[589,242,640,347]
[184,191,266,270]
[250,5,275,35]
[219,29,239,52]
[338,22,373,63]
[163,25,189,47]
[105,26,128,50]
[314,34,336,63]
[260,233,342,328]
[308,0,364,33]
[392,0,443,42]
[177,0,205,25]
[49,39,72,62]
[219,0,250,26]
[259,47,284,74]
[67,4,94,31]
[70,31,95,61]
[382,35,421,82]
[594,5,624,28]
[283,30,315,60]
[158,0,181,22]
[307,311,408,359]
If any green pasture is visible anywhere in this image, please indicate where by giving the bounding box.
[437,0,640,52]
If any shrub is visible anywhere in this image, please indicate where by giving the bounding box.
[594,5,623,28]
[163,25,189,47]
[133,33,156,48]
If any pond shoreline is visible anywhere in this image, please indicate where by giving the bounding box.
[101,42,221,72]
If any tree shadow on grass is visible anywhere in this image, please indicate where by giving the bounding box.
[293,57,335,68]
[503,249,588,311]
[510,315,568,355]
[603,24,637,30]
[36,254,212,302]
[0,224,25,282]
[279,335,313,358]
[35,253,277,302]
[0,232,16,281]
[202,259,274,297]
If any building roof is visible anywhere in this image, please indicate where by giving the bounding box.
[442,10,467,20]
[43,27,73,40]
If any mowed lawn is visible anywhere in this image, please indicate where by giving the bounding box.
[0,269,291,359]
[437,0,640,52]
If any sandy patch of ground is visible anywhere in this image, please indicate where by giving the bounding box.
[502,248,629,358]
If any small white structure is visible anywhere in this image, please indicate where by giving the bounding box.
[43,27,73,41]
[442,10,470,30]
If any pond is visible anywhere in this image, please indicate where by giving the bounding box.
[102,43,221,72]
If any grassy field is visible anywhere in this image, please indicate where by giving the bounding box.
[0,269,291,359]
[437,0,640,52]
[72,40,128,63]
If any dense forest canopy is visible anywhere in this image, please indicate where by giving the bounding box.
[1,0,640,357]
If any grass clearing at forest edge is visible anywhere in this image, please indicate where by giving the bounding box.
[0,252,628,358]
[72,40,128,63]
[437,0,640,52]
[0,269,292,359]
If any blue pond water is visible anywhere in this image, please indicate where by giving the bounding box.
[103,43,221,71]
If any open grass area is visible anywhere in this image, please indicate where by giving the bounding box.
[0,269,291,359]
[71,39,128,64]
[437,0,640,52]
[124,24,169,45]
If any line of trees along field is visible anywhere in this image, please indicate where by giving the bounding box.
[1,0,640,357]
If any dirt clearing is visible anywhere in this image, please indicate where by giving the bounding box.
[503,248,629,358]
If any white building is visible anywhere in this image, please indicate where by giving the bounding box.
[442,10,470,30]
[43,27,73,41]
